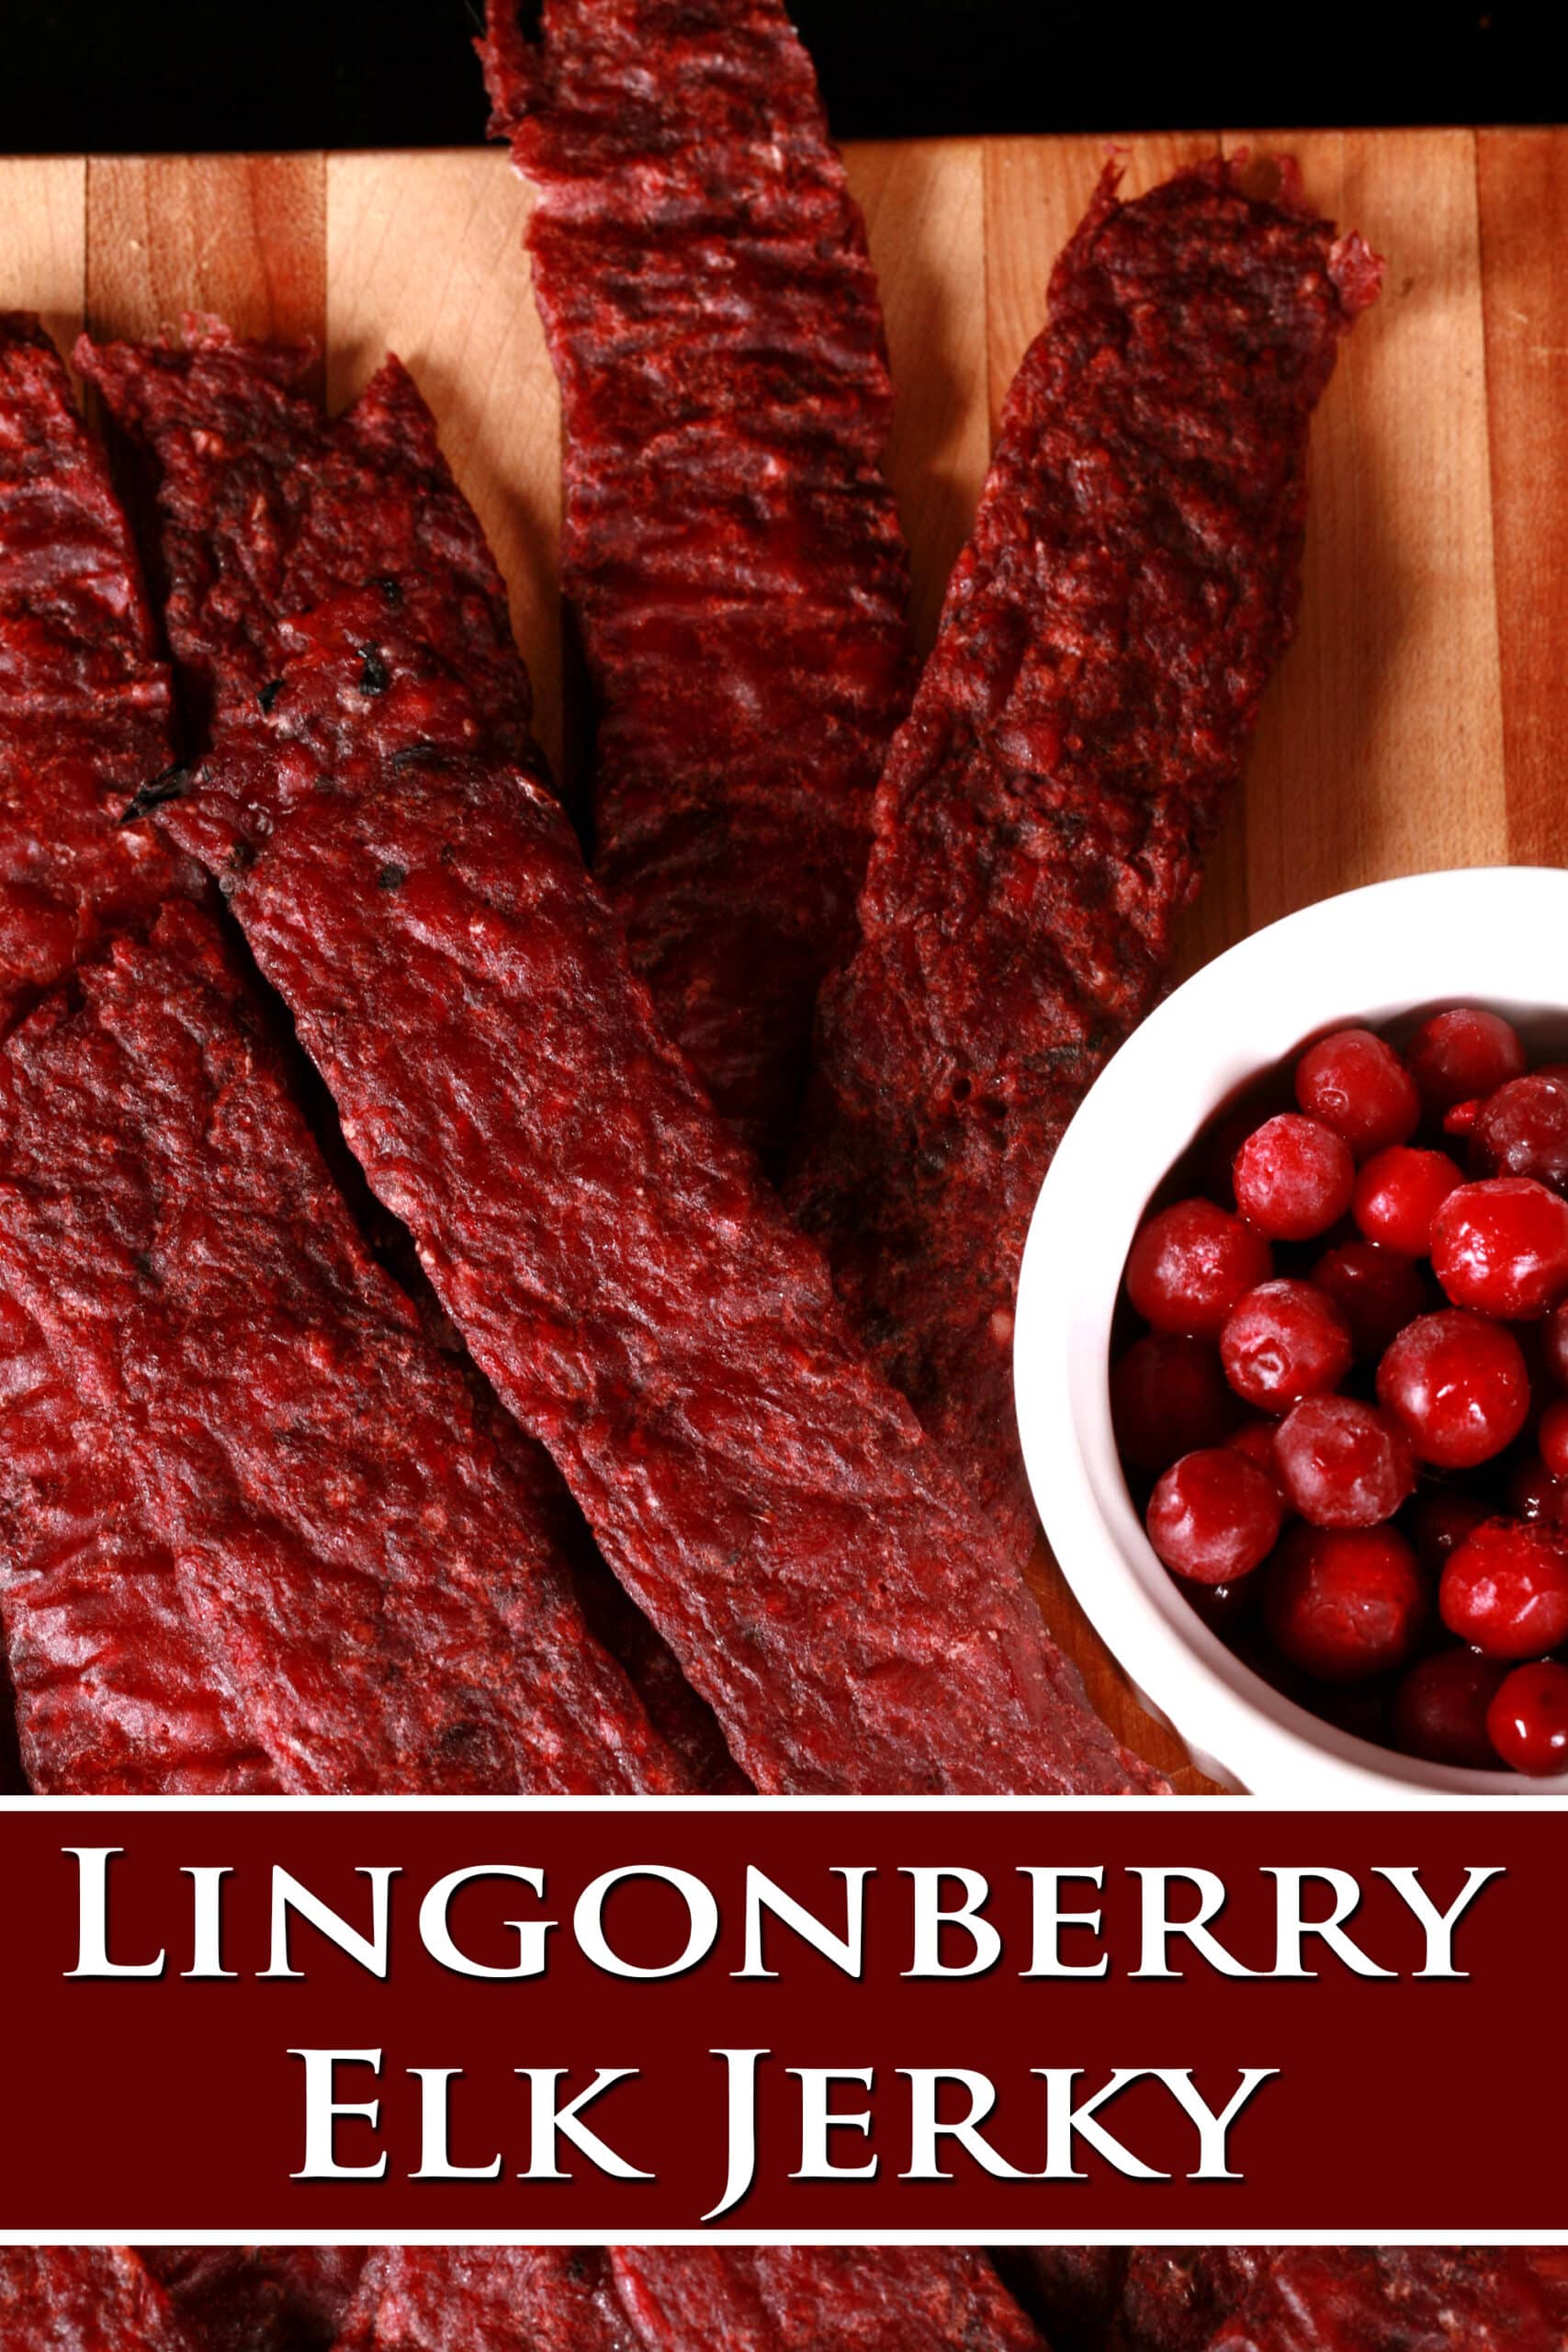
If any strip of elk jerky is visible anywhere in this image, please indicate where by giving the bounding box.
[88,324,1157,1795]
[788,158,1380,1565]
[481,0,914,1169]
[0,317,685,1794]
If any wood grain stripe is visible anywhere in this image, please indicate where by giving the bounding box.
[85,155,326,382]
[1477,128,1568,870]
[0,157,86,369]
[845,137,989,654]
[1230,130,1508,934]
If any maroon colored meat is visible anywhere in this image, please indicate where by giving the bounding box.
[1204,2248,1568,2352]
[0,318,688,1795]
[87,323,1156,1795]
[610,2247,1046,2351]
[480,0,914,1169]
[1111,2253,1275,2352]
[788,157,1380,1565]
[0,898,688,1792]
[0,314,205,1027]
[145,2250,367,2352]
[0,2249,202,2352]
[336,2248,641,2352]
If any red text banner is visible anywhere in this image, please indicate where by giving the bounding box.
[0,1800,1553,2239]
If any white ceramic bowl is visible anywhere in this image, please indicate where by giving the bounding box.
[1014,866,1568,1798]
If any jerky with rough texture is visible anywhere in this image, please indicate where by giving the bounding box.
[0,314,204,1030]
[1203,2248,1568,2352]
[0,2250,201,2352]
[611,2247,1047,2352]
[336,2248,640,2352]
[88,324,1156,1796]
[0,898,687,1792]
[481,0,914,1168]
[789,158,1380,1564]
[1112,2253,1275,2352]
[145,2248,367,2352]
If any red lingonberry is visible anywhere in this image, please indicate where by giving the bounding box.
[1376,1309,1530,1469]
[1468,1072,1568,1189]
[1406,1006,1526,1115]
[1439,1516,1568,1657]
[1220,1279,1353,1411]
[1429,1176,1568,1318]
[1125,1198,1272,1339]
[1273,1395,1416,1529]
[1295,1027,1420,1159]
[1487,1661,1568,1776]
[1308,1238,1427,1358]
[1145,1448,1285,1585]
[1263,1524,1426,1683]
[1352,1146,1463,1259]
[1232,1113,1355,1242]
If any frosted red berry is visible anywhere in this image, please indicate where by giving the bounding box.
[1145,1448,1285,1585]
[1352,1146,1463,1258]
[1263,1524,1426,1682]
[1468,1072,1568,1188]
[1273,1395,1415,1529]
[1406,1006,1526,1116]
[1429,1175,1568,1318]
[1439,1515,1568,1657]
[1309,1238,1427,1358]
[1376,1309,1530,1468]
[1393,1648,1506,1768]
[1111,1333,1238,1472]
[1126,1198,1272,1338]
[1232,1113,1355,1241]
[1487,1660,1568,1776]
[1295,1026,1420,1159]
[1220,1279,1352,1411]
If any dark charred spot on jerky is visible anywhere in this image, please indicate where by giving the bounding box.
[131,1249,156,1281]
[563,2253,594,2286]
[378,862,407,893]
[390,743,449,772]
[357,647,391,697]
[256,677,284,713]
[376,575,404,607]
[120,763,194,823]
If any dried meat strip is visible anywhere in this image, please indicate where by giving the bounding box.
[145,2250,368,2352]
[0,318,685,1795]
[87,324,1156,1795]
[787,158,1380,1564]
[0,2249,203,2352]
[610,2247,1047,2352]
[0,899,688,1792]
[0,313,205,1027]
[335,2247,641,2352]
[1201,2248,1568,2352]
[481,0,914,1169]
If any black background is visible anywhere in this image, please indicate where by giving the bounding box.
[2,2,1559,153]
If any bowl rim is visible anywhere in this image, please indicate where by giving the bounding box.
[1014,864,1568,1799]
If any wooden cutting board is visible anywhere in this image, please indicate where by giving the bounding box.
[5,130,1563,1792]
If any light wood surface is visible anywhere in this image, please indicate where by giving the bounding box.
[2,131,1555,1792]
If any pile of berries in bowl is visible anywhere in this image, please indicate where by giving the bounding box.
[1113,1006,1568,1777]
